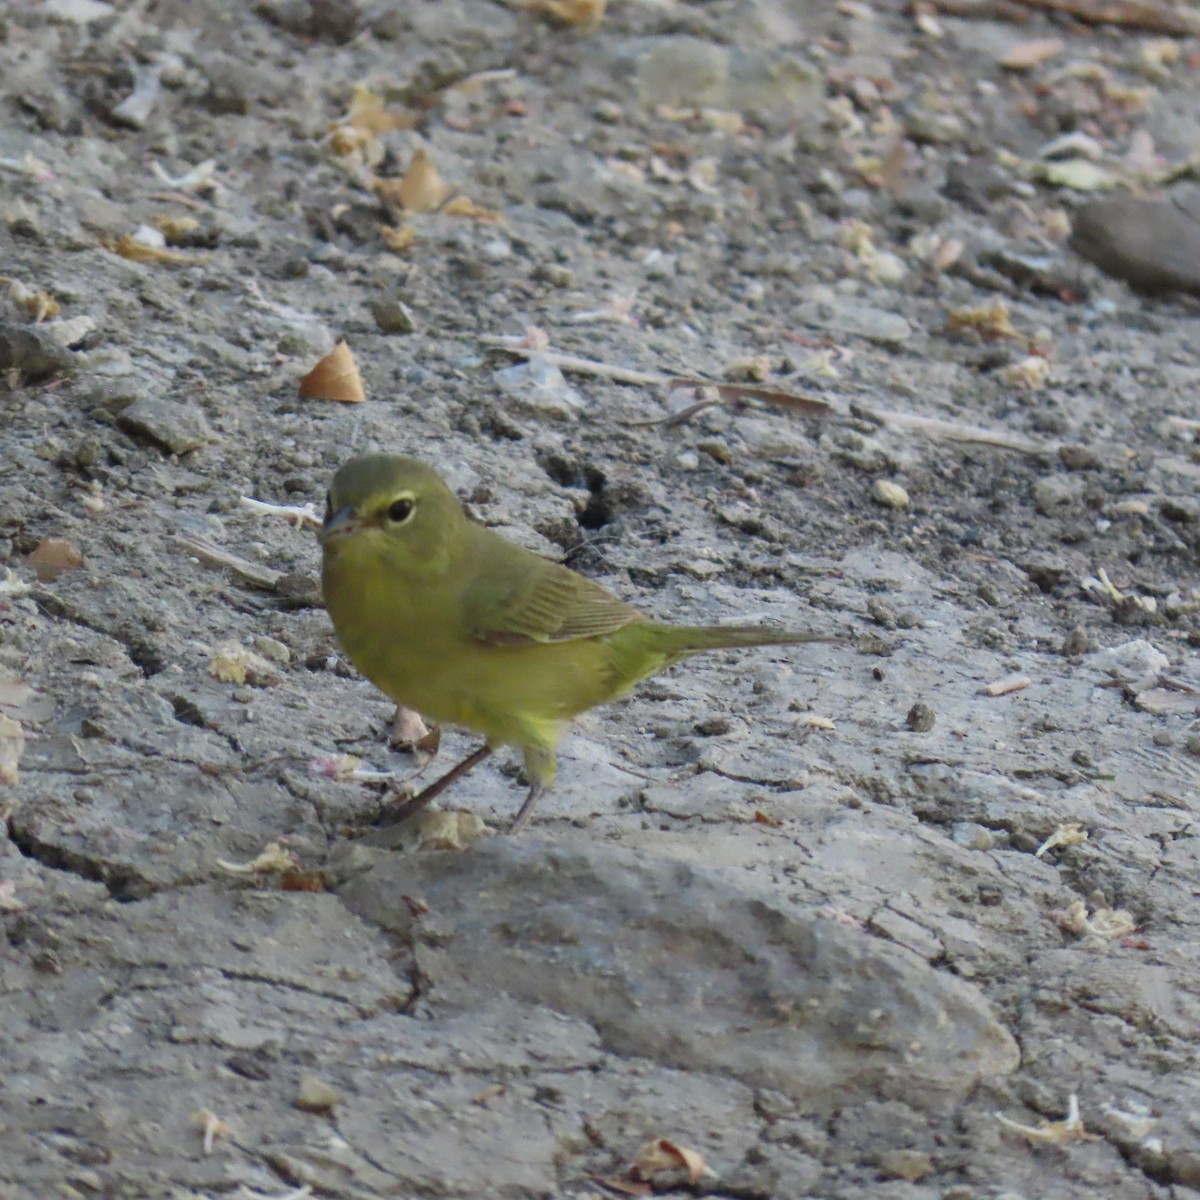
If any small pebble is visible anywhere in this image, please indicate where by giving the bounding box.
[369,296,417,334]
[878,1149,934,1182]
[1060,626,1089,656]
[872,479,910,509]
[117,398,211,455]
[906,702,936,732]
[296,1075,339,1112]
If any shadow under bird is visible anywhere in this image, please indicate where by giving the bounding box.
[320,454,833,833]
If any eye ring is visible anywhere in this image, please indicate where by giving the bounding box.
[387,497,415,523]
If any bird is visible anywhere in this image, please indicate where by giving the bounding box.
[319,454,832,833]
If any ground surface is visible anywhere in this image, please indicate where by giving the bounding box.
[2,1,1200,1197]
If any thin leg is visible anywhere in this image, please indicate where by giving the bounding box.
[381,744,493,826]
[508,782,545,836]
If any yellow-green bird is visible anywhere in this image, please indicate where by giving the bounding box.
[320,455,831,833]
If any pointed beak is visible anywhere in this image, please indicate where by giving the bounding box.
[319,505,361,545]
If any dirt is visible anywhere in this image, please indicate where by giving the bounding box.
[2,1,1200,1197]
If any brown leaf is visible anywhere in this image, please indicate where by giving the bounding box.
[754,810,783,827]
[298,338,366,403]
[280,867,328,892]
[27,537,83,582]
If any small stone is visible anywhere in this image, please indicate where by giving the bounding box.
[296,1075,339,1112]
[117,398,211,455]
[878,1149,934,1182]
[0,321,76,379]
[867,598,897,629]
[951,822,995,851]
[1060,626,1089,656]
[1159,496,1199,523]
[534,263,574,288]
[1032,475,1083,515]
[794,296,912,345]
[90,380,145,415]
[906,702,936,732]
[253,636,291,665]
[636,37,730,109]
[872,479,910,509]
[697,439,733,465]
[1058,444,1099,470]
[494,358,581,418]
[369,296,417,334]
[480,237,512,263]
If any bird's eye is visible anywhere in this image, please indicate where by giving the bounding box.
[387,497,415,523]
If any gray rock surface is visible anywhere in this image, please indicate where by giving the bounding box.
[336,839,1019,1107]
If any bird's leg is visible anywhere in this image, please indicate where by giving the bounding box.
[508,783,546,836]
[381,744,493,825]
[509,739,557,835]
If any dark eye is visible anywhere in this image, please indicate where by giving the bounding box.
[387,497,415,523]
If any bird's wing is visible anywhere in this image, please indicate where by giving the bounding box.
[461,531,645,646]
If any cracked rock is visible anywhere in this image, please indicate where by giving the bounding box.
[335,838,1020,1108]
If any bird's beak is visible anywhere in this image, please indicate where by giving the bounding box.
[319,506,361,544]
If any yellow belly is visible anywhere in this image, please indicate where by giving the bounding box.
[322,555,639,750]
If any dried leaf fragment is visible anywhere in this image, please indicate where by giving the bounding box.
[347,83,416,134]
[981,674,1032,697]
[105,225,196,265]
[239,497,323,529]
[6,279,59,322]
[1000,355,1051,391]
[387,148,450,213]
[153,214,201,245]
[439,194,501,222]
[0,879,24,913]
[26,537,83,582]
[1035,822,1088,858]
[381,223,416,252]
[0,568,30,597]
[191,1108,230,1155]
[996,1094,1098,1144]
[1057,897,1136,946]
[0,715,25,785]
[629,1138,713,1186]
[297,338,366,403]
[947,300,1018,340]
[208,641,279,686]
[1000,38,1065,71]
[216,841,299,875]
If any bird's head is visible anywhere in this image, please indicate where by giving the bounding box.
[320,455,466,574]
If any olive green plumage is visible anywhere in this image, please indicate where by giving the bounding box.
[320,454,830,832]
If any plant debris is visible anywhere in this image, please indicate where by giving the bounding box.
[996,1094,1099,1144]
[297,338,366,403]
